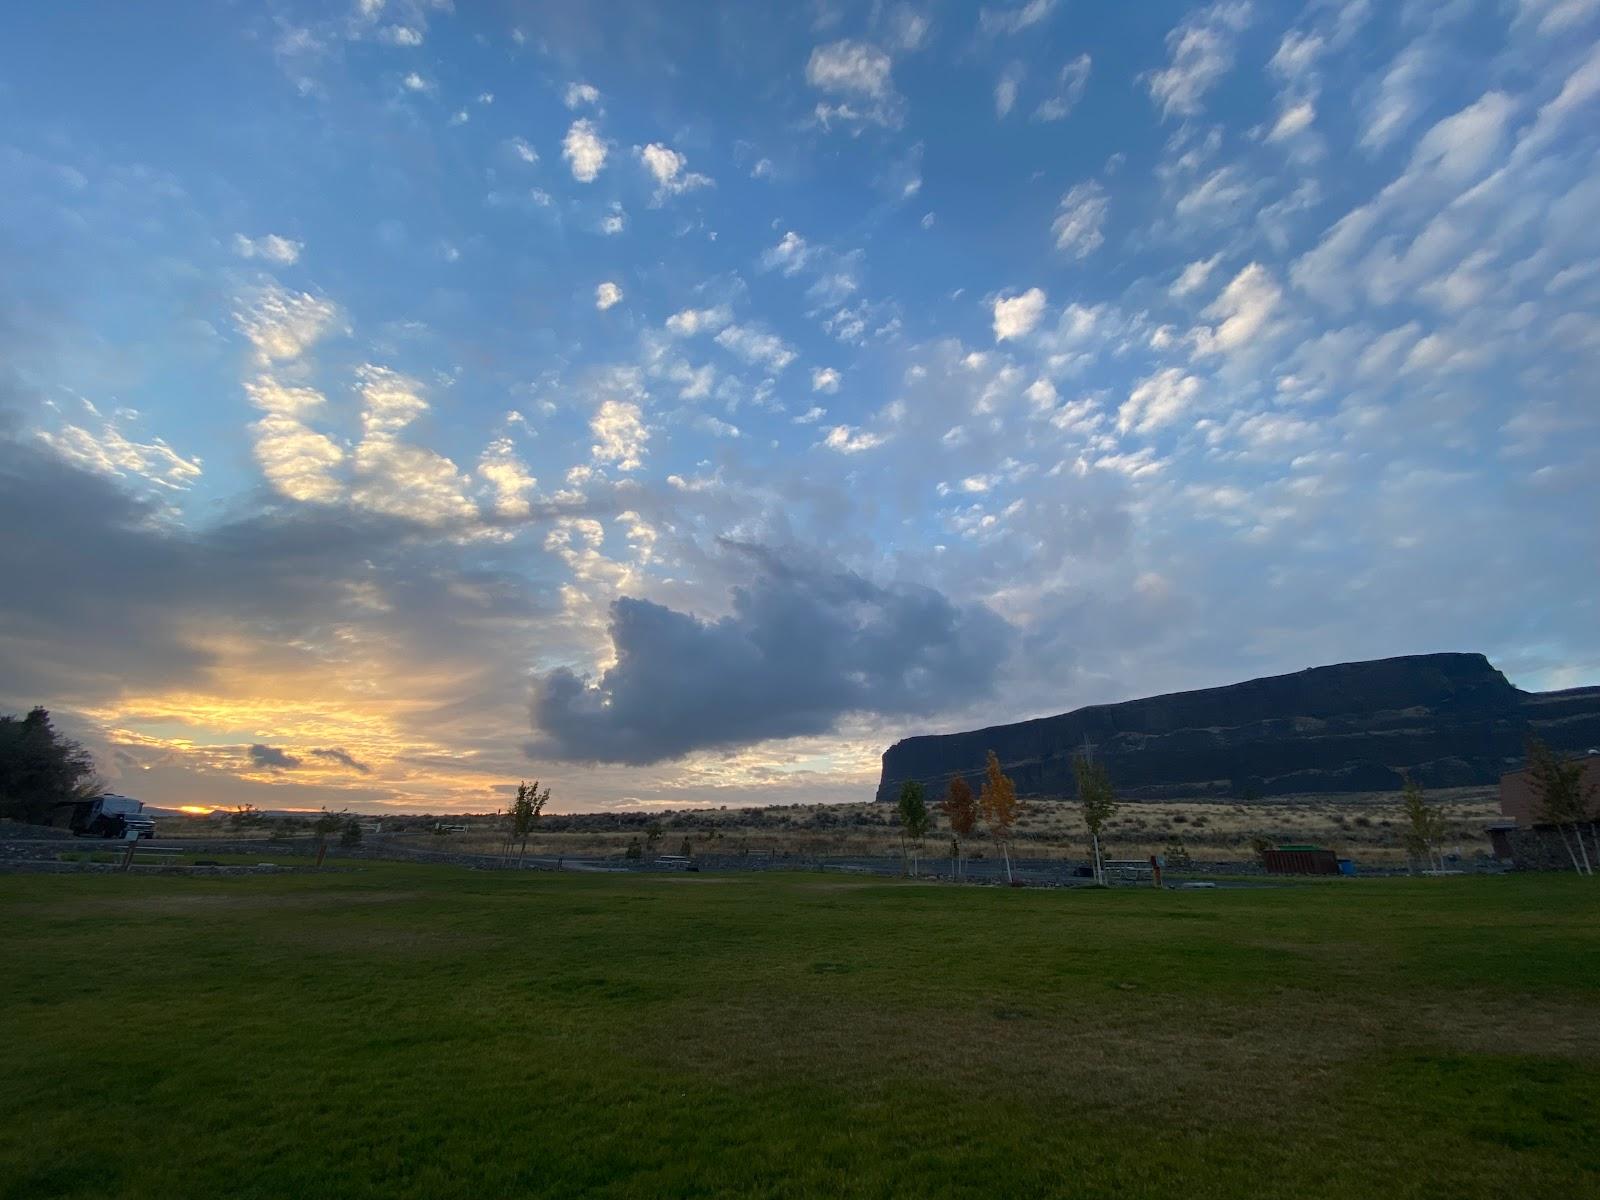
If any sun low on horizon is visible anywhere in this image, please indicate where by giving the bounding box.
[1,0,1596,815]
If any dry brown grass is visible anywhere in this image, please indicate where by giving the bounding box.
[154,786,1502,865]
[391,787,1501,865]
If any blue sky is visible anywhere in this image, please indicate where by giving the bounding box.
[1,0,1596,812]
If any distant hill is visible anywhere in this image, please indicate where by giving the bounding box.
[876,652,1600,802]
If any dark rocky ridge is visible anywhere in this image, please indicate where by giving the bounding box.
[875,653,1600,803]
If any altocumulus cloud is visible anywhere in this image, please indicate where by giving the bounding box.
[530,550,1014,764]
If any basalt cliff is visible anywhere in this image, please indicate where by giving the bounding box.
[875,653,1600,802]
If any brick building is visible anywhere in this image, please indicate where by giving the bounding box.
[1486,752,1599,869]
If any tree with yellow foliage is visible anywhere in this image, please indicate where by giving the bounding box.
[979,750,1021,883]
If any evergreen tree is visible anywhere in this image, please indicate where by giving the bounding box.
[0,707,101,824]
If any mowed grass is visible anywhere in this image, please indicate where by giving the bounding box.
[2,868,1597,1199]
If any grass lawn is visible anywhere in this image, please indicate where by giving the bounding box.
[2,866,1597,1199]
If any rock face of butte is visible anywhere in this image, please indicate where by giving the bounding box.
[875,653,1600,802]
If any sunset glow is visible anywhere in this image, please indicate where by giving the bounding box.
[1,1,1595,814]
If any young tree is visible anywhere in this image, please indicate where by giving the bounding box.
[644,820,664,860]
[1072,751,1118,886]
[978,751,1020,883]
[896,780,931,877]
[940,775,978,881]
[508,780,551,866]
[1527,737,1596,876]
[339,818,363,848]
[311,808,347,866]
[1399,775,1445,873]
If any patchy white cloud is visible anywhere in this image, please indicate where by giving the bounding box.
[233,233,302,265]
[402,71,433,94]
[807,39,891,94]
[1405,90,1514,186]
[995,62,1024,117]
[714,324,798,373]
[761,230,811,275]
[992,288,1048,341]
[233,284,342,365]
[1267,98,1317,144]
[1118,367,1201,435]
[601,203,626,235]
[1173,165,1255,230]
[1515,0,1600,35]
[1193,263,1285,356]
[638,143,711,201]
[1051,181,1108,257]
[477,437,537,518]
[1144,1,1253,120]
[665,305,733,336]
[379,25,423,47]
[806,40,904,129]
[562,118,607,182]
[350,367,477,525]
[38,412,203,492]
[564,82,601,109]
[1171,253,1223,298]
[244,377,343,503]
[595,281,623,311]
[508,136,538,165]
[979,0,1057,36]
[1269,30,1323,83]
[591,399,647,471]
[812,366,841,393]
[822,424,886,453]
[1361,43,1433,153]
[882,3,932,51]
[1034,54,1090,121]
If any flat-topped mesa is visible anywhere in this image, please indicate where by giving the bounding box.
[875,652,1600,803]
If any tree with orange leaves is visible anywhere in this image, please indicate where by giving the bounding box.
[978,750,1021,883]
[940,774,978,881]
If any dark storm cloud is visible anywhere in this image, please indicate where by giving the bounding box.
[530,547,1015,764]
[248,744,301,770]
[310,747,372,773]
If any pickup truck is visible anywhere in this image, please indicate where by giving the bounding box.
[68,794,156,839]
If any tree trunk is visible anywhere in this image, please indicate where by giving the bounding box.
[1573,823,1594,876]
[1092,833,1103,886]
[1003,841,1012,883]
[1555,822,1582,875]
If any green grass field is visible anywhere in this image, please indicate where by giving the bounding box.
[3,866,1597,1199]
